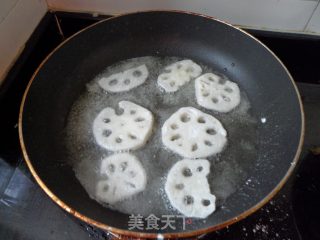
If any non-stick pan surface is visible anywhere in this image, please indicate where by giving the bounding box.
[19,11,304,238]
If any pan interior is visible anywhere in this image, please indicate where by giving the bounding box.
[21,12,302,234]
[66,56,258,220]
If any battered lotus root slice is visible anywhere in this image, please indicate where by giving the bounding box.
[165,159,216,218]
[195,73,240,112]
[157,60,202,92]
[98,65,148,92]
[93,101,154,151]
[96,153,147,204]
[162,107,227,158]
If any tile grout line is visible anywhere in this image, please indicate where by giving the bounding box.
[0,0,20,25]
[303,0,320,31]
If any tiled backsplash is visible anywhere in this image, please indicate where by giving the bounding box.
[0,0,47,84]
[1,0,320,85]
[47,0,320,33]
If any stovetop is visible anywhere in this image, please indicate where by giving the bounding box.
[0,12,320,240]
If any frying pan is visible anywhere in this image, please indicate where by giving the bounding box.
[19,11,304,238]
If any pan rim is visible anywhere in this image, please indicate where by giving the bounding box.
[18,10,305,239]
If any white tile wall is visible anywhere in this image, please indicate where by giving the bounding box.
[47,0,319,32]
[306,2,320,34]
[0,0,47,84]
[1,0,320,84]
[0,0,19,23]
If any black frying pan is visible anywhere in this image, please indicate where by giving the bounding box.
[19,11,304,238]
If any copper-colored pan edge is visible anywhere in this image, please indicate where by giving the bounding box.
[18,10,305,239]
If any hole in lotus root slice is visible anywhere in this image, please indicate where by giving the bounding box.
[180,113,190,123]
[128,133,137,140]
[197,117,206,123]
[197,166,203,172]
[132,70,142,77]
[135,117,145,122]
[175,183,184,190]
[124,79,131,85]
[109,79,118,86]
[120,162,128,172]
[202,91,209,97]
[102,184,109,192]
[184,195,194,205]
[191,144,198,152]
[171,123,178,130]
[182,167,192,177]
[108,164,115,173]
[103,130,112,137]
[206,128,216,135]
[221,95,231,102]
[202,199,211,206]
[212,97,218,103]
[224,87,233,93]
[103,118,110,123]
[171,134,181,141]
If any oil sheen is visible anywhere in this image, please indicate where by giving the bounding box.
[65,56,258,217]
